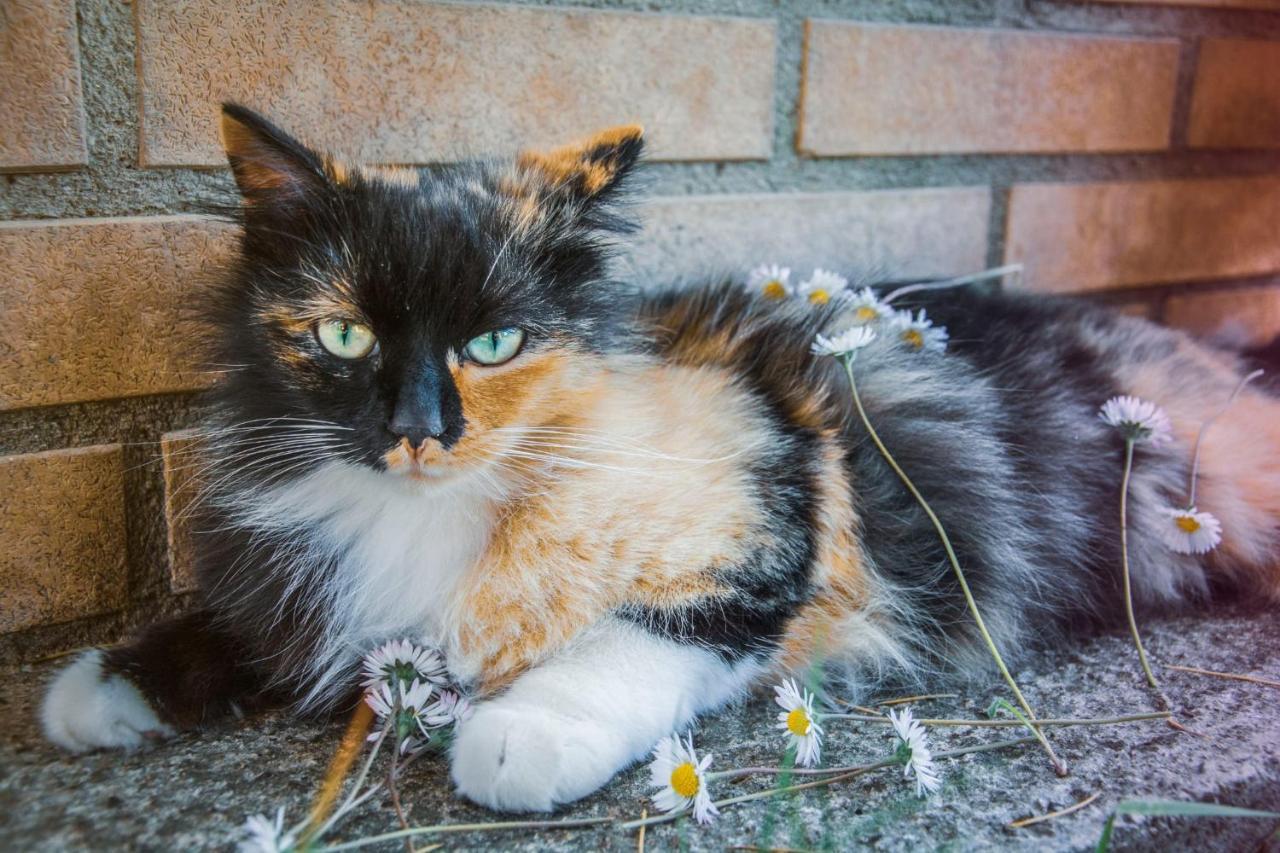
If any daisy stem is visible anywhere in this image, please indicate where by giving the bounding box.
[310,817,615,851]
[619,735,1038,831]
[822,711,1170,728]
[882,264,1023,304]
[1120,438,1164,700]
[842,356,1066,776]
[1186,368,1263,507]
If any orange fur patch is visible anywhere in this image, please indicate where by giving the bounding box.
[447,358,790,690]
[515,124,643,196]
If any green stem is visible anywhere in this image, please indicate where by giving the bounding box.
[618,736,1037,831]
[842,356,1066,776]
[1119,439,1164,701]
[822,711,1169,728]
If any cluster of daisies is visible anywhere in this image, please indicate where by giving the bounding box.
[239,639,472,852]
[648,679,941,826]
[1098,396,1223,555]
[747,264,950,356]
[360,639,472,752]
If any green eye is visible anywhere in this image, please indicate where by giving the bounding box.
[316,318,376,359]
[464,327,525,366]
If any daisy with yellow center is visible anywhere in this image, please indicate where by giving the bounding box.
[1161,506,1222,555]
[890,308,949,353]
[773,678,824,767]
[797,268,849,306]
[747,263,793,301]
[648,733,718,824]
[844,288,891,324]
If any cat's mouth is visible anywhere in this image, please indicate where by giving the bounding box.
[382,437,457,481]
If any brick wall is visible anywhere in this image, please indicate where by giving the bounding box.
[3,0,1280,662]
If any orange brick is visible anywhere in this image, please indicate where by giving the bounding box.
[161,430,206,594]
[798,22,1178,156]
[0,217,235,411]
[135,1,775,167]
[1189,39,1280,150]
[1164,287,1280,347]
[1005,178,1280,293]
[0,0,87,171]
[0,445,127,633]
[628,188,991,283]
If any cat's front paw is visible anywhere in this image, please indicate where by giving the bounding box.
[41,650,174,753]
[450,702,624,812]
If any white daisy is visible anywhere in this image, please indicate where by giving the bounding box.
[748,264,793,301]
[421,689,473,729]
[1099,396,1174,446]
[812,325,877,358]
[888,707,942,798]
[890,308,949,354]
[1161,505,1223,555]
[773,678,824,767]
[239,807,297,853]
[361,638,448,689]
[365,678,436,753]
[797,268,849,306]
[845,287,892,325]
[648,733,719,825]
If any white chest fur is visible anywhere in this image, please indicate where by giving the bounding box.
[229,461,498,708]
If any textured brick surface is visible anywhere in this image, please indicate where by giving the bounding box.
[0,0,88,172]
[0,217,234,411]
[1005,178,1280,293]
[1188,39,1280,150]
[625,188,991,284]
[1091,0,1280,9]
[161,431,204,594]
[1164,286,1280,346]
[0,446,127,633]
[798,22,1179,156]
[135,0,775,166]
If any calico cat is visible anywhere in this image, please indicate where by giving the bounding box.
[41,104,1280,812]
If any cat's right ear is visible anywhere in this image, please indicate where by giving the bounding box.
[220,103,329,208]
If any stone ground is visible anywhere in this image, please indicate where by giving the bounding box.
[2,605,1278,852]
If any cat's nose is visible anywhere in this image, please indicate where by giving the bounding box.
[387,411,446,449]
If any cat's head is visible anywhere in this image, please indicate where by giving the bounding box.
[207,103,644,487]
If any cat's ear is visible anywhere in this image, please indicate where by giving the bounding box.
[220,103,329,207]
[514,124,644,203]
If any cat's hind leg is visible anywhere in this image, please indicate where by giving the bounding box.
[41,610,270,752]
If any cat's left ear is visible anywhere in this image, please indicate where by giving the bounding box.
[514,124,644,204]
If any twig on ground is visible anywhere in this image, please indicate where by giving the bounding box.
[302,703,377,845]
[823,711,1170,729]
[877,693,959,706]
[1009,792,1101,828]
[312,817,616,851]
[1167,664,1280,690]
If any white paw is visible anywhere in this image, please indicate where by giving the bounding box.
[450,702,626,812]
[41,650,174,753]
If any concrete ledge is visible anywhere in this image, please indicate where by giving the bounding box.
[1,606,1277,850]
